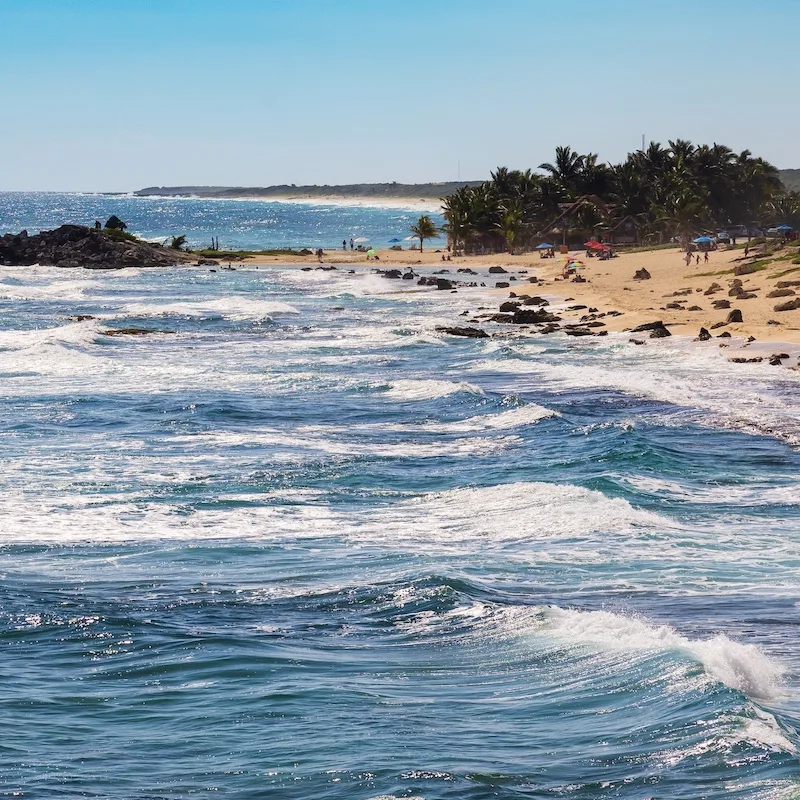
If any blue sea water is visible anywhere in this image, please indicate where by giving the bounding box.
[1,194,800,799]
[0,192,446,251]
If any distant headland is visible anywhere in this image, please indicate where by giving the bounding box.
[132,182,483,201]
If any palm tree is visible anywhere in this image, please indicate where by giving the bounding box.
[539,146,586,198]
[410,215,440,252]
[170,235,187,250]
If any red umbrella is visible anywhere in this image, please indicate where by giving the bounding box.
[584,240,610,251]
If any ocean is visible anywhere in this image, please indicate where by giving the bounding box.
[1,193,799,799]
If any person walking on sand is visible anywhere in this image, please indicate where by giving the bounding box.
[704,251,709,263]
[684,251,692,267]
[696,254,701,265]
[342,239,347,250]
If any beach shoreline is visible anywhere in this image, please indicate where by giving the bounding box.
[239,243,800,358]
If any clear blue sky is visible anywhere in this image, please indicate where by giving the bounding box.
[1,0,797,191]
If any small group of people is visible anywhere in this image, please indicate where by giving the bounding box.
[342,238,354,250]
[683,250,710,266]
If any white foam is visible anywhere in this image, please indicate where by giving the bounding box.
[380,379,485,401]
[541,606,784,700]
[424,403,557,432]
[118,297,299,320]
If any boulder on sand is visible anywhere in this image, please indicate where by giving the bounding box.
[633,267,651,280]
[726,309,743,323]
[695,327,712,341]
[774,298,800,312]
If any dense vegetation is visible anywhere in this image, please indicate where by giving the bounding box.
[442,142,800,254]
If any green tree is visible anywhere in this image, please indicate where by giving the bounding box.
[410,215,440,252]
[170,235,188,250]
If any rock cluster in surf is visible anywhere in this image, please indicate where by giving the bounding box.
[0,225,195,269]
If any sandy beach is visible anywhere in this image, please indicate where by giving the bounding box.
[244,243,800,349]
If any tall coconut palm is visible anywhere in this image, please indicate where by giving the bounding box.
[409,215,440,253]
[538,146,586,198]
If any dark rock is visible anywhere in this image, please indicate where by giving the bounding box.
[436,278,455,290]
[537,323,560,334]
[489,313,515,323]
[771,353,790,360]
[630,320,666,332]
[738,292,757,299]
[67,314,96,322]
[402,271,415,280]
[195,258,219,266]
[435,326,489,338]
[710,321,727,329]
[101,327,174,336]
[565,327,594,336]
[776,280,800,288]
[695,327,712,341]
[767,288,795,297]
[729,356,763,363]
[769,356,783,366]
[488,266,508,273]
[704,283,722,295]
[712,299,731,309]
[629,339,646,345]
[649,325,672,338]
[687,305,703,311]
[383,269,403,279]
[717,331,732,338]
[767,319,781,325]
[733,263,758,275]
[528,276,539,283]
[499,301,520,312]
[665,302,684,309]
[583,321,606,328]
[633,267,651,280]
[0,224,195,269]
[774,298,800,312]
[513,309,561,325]
[495,281,510,288]
[567,305,588,311]
[726,309,743,323]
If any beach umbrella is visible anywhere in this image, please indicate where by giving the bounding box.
[404,235,419,241]
[366,248,377,256]
[776,224,793,231]
[388,238,401,243]
[354,236,370,243]
[693,236,713,243]
[584,240,610,251]
[535,242,554,250]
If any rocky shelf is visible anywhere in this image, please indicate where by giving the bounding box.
[0,225,196,269]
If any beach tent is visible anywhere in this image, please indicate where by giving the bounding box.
[535,242,555,250]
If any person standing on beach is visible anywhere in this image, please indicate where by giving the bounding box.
[684,251,692,267]
[349,238,354,250]
[342,239,347,250]
[704,251,709,263]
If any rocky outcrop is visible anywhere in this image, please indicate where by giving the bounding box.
[633,267,651,280]
[0,225,195,269]
[774,298,800,312]
[435,326,489,338]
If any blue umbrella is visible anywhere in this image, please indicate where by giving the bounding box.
[535,242,555,250]
[693,236,714,243]
[776,224,793,231]
[388,238,402,243]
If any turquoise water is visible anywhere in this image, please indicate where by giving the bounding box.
[1,195,800,799]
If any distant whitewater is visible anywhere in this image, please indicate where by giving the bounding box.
[1,194,799,799]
